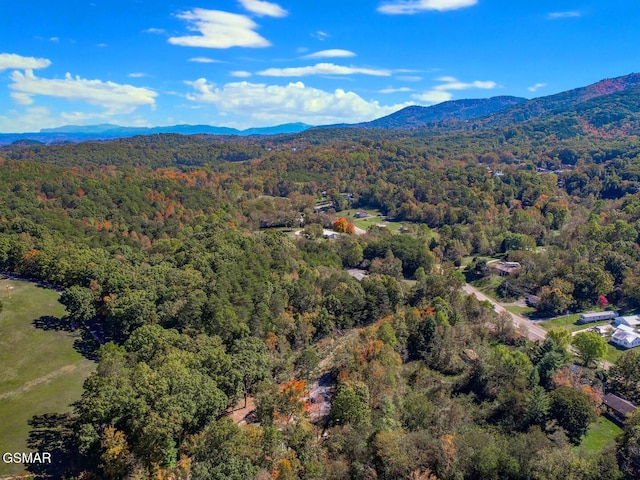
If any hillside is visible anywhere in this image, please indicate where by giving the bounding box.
[480,72,640,127]
[354,96,527,129]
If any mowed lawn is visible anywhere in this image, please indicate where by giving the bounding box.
[0,278,96,476]
[578,415,622,455]
[537,314,618,333]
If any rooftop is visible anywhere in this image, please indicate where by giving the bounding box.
[603,393,637,416]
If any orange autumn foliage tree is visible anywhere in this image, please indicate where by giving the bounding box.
[333,217,348,233]
[276,379,308,422]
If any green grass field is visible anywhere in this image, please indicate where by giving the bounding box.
[577,415,622,455]
[538,314,596,332]
[505,305,536,316]
[605,344,626,364]
[469,276,503,301]
[0,278,96,476]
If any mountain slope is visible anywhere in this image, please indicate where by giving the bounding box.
[352,96,527,129]
[481,72,640,127]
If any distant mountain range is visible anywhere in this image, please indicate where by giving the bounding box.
[0,123,312,145]
[2,73,640,145]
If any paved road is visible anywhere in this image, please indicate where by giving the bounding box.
[463,283,547,341]
[463,283,614,369]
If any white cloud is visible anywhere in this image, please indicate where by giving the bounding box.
[188,57,223,63]
[258,63,391,77]
[128,72,148,78]
[230,70,252,77]
[302,49,357,59]
[396,75,423,82]
[143,27,166,34]
[413,76,497,104]
[9,70,157,116]
[548,11,581,19]
[413,90,452,103]
[0,106,58,133]
[528,82,547,92]
[434,76,496,90]
[378,87,412,94]
[185,79,412,126]
[378,0,478,14]
[0,53,51,72]
[238,0,288,18]
[313,31,330,41]
[49,37,59,43]
[169,9,271,49]
[97,43,108,48]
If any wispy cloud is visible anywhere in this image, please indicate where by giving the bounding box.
[413,76,497,104]
[302,49,356,59]
[169,9,271,49]
[396,75,423,82]
[49,37,59,43]
[434,76,497,90]
[528,82,547,92]
[142,27,166,34]
[96,43,108,48]
[258,63,391,77]
[238,0,288,18]
[378,87,412,93]
[188,57,223,63]
[378,0,478,15]
[128,72,148,78]
[312,31,330,41]
[0,53,51,72]
[230,70,252,78]
[9,70,157,116]
[548,11,581,19]
[185,78,411,126]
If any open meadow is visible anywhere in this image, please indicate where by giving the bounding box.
[0,278,96,477]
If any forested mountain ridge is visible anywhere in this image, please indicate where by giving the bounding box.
[347,96,527,129]
[479,72,640,128]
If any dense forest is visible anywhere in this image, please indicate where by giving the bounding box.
[3,96,640,479]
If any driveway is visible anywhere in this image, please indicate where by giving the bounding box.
[462,283,547,341]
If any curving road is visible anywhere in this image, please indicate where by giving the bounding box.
[462,283,547,341]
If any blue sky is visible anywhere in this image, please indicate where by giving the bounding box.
[1,0,639,132]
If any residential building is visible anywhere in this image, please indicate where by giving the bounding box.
[614,315,640,328]
[577,311,617,324]
[611,325,640,349]
[603,393,637,422]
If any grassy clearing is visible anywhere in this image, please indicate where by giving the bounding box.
[0,278,96,476]
[505,305,536,316]
[606,344,626,363]
[469,276,503,301]
[577,415,622,455]
[537,314,604,332]
[341,208,406,232]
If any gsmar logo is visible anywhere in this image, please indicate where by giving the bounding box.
[2,452,52,464]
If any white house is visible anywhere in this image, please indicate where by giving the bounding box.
[614,315,640,328]
[577,311,617,324]
[611,326,640,349]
